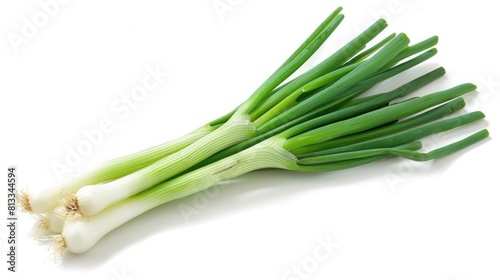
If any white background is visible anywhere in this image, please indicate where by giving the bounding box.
[1,0,499,279]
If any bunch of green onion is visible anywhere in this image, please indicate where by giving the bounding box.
[19,7,488,255]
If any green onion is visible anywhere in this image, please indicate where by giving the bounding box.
[17,7,488,255]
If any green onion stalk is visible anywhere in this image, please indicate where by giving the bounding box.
[55,68,488,253]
